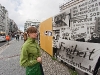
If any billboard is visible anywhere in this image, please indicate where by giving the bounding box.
[52,0,100,74]
[39,17,53,56]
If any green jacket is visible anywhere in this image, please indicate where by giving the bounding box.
[20,37,41,67]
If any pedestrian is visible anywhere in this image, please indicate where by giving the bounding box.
[21,32,23,40]
[17,33,20,41]
[20,26,44,75]
[15,34,17,40]
[5,35,10,45]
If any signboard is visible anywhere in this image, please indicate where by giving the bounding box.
[71,0,100,34]
[57,40,100,75]
[52,0,100,74]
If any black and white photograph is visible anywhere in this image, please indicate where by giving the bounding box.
[52,0,100,75]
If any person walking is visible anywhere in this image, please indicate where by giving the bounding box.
[5,35,10,45]
[15,34,17,40]
[20,26,44,75]
[17,33,20,41]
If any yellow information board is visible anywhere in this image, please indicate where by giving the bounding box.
[39,17,53,56]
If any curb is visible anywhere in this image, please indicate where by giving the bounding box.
[0,38,15,50]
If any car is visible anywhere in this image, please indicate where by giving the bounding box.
[0,33,6,42]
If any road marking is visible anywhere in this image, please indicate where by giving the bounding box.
[0,54,20,60]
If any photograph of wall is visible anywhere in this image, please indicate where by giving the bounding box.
[52,0,100,74]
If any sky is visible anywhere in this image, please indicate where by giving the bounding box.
[0,0,69,32]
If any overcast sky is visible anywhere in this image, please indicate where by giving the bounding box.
[0,0,69,31]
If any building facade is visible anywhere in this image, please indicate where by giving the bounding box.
[0,4,18,35]
[8,19,18,36]
[0,4,7,33]
[24,20,40,32]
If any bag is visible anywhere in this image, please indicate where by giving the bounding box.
[26,63,44,75]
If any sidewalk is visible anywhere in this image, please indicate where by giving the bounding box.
[0,39,70,75]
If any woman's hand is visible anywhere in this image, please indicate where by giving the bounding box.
[37,57,42,63]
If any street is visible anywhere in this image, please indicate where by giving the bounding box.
[0,38,14,47]
[0,41,7,47]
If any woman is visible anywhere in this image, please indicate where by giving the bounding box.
[20,26,44,75]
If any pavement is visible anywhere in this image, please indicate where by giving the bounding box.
[0,38,70,75]
[0,39,25,75]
